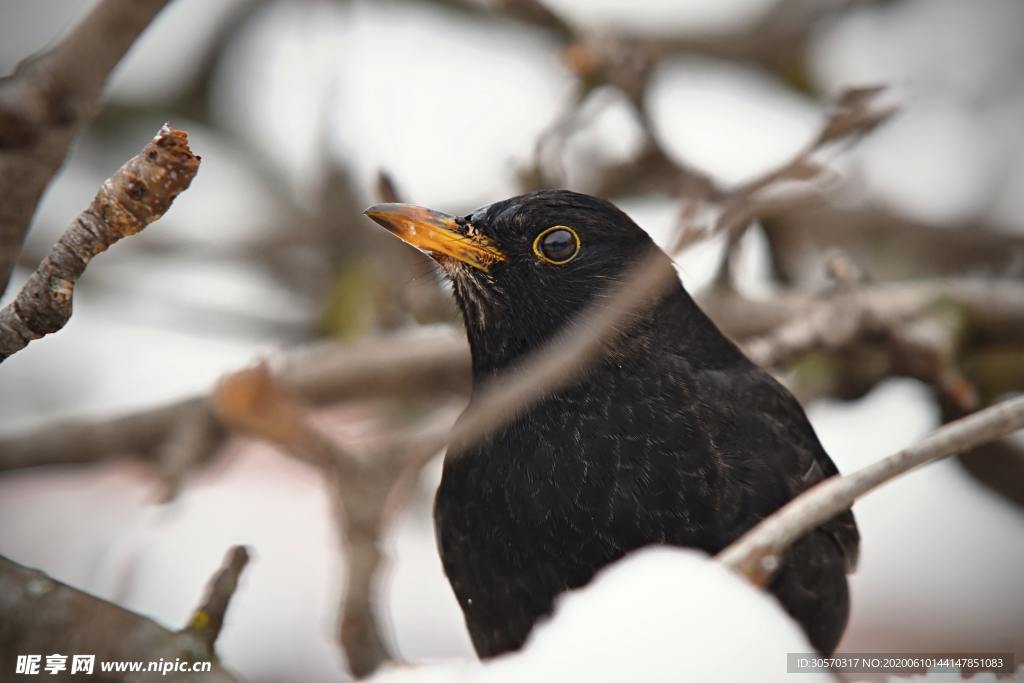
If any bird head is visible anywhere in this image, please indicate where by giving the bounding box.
[365,190,669,375]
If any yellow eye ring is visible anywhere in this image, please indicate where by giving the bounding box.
[532,226,580,265]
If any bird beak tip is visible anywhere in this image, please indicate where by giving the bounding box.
[361,202,505,272]
[363,204,389,221]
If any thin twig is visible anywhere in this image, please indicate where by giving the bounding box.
[717,394,1024,584]
[703,278,1024,360]
[155,402,227,502]
[671,85,895,255]
[0,0,174,293]
[183,546,251,651]
[0,126,200,360]
[416,0,847,80]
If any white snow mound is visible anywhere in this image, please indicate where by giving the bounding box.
[372,546,830,682]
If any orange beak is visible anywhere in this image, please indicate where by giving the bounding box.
[364,203,505,272]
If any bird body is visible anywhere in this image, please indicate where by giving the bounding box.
[366,191,859,659]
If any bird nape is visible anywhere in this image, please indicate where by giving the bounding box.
[365,190,859,658]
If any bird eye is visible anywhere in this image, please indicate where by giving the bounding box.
[533,226,580,265]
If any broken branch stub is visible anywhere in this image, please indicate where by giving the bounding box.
[0,126,200,361]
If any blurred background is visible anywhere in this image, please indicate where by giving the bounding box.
[0,0,1022,681]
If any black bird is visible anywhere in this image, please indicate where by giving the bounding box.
[365,190,859,658]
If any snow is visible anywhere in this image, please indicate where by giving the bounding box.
[371,547,831,683]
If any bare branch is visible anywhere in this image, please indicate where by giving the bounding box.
[0,0,174,292]
[671,85,895,255]
[182,546,251,651]
[717,394,1024,584]
[212,365,394,678]
[704,278,1024,359]
[6,272,1022,476]
[155,403,227,502]
[416,0,849,80]
[212,364,356,471]
[761,202,1024,285]
[0,126,200,361]
[5,270,1022,476]
[0,327,469,474]
[0,397,206,473]
[0,553,244,682]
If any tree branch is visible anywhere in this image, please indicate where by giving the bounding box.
[0,0,174,293]
[669,85,895,256]
[704,278,1024,360]
[6,273,1022,476]
[0,327,469,474]
[182,546,251,651]
[0,550,245,683]
[0,125,200,361]
[211,365,449,678]
[407,0,849,81]
[717,393,1024,584]
[760,202,1024,286]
